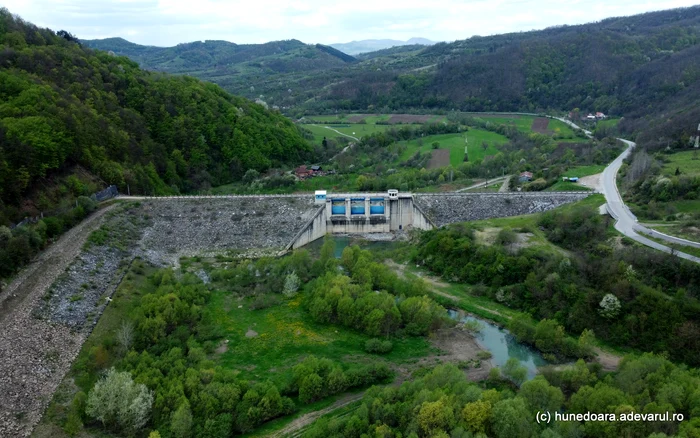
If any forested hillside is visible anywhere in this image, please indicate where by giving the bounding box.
[0,8,311,225]
[87,6,700,153]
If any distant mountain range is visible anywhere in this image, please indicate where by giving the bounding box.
[330,38,436,55]
[81,7,700,153]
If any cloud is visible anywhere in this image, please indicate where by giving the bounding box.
[2,0,698,45]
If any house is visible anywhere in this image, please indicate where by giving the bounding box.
[586,114,596,120]
[595,112,607,119]
[310,165,322,172]
[563,176,579,182]
[295,165,312,178]
[519,171,533,183]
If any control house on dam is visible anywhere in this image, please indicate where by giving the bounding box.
[289,190,434,249]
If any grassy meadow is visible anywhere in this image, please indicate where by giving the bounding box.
[397,131,509,167]
[206,290,434,385]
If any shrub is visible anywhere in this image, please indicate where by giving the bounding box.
[364,338,393,354]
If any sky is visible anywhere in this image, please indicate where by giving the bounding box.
[1,0,698,46]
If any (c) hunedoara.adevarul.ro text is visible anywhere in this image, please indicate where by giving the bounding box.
[536,411,685,424]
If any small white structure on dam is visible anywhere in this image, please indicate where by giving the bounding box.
[289,190,434,249]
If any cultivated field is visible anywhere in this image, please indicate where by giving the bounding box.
[427,149,451,169]
[398,131,509,167]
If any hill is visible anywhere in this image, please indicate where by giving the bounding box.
[330,37,436,55]
[80,7,700,154]
[0,8,313,226]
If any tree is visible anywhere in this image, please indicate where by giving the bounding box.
[482,141,489,151]
[502,358,527,386]
[86,368,153,434]
[283,271,300,297]
[599,293,621,319]
[519,376,564,412]
[56,30,81,45]
[462,400,491,434]
[418,399,455,435]
[170,403,193,438]
[491,398,533,438]
[299,373,324,404]
[116,320,135,354]
[243,169,260,183]
[432,141,440,149]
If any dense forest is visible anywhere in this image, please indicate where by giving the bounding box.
[0,8,312,226]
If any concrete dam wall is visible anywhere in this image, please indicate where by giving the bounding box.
[414,192,591,227]
[127,191,591,256]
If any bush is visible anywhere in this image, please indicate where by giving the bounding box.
[364,338,393,354]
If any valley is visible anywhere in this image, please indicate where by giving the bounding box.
[1,4,700,438]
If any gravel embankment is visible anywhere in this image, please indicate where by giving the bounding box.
[0,205,117,437]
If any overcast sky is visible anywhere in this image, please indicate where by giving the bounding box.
[1,0,697,46]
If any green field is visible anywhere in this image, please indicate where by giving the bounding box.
[397,130,509,167]
[469,115,586,142]
[546,181,593,192]
[662,150,700,176]
[302,123,393,142]
[564,164,606,177]
[207,291,433,384]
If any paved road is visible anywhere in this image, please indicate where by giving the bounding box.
[599,139,700,263]
[455,176,509,192]
[552,115,700,262]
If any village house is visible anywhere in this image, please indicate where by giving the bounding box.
[519,171,533,183]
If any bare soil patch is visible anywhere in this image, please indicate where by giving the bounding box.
[427,149,450,169]
[346,115,367,123]
[215,340,229,354]
[578,173,602,192]
[388,114,433,124]
[426,328,492,381]
[245,329,259,338]
[593,347,622,371]
[531,117,553,134]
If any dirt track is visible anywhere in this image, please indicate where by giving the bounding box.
[0,205,116,437]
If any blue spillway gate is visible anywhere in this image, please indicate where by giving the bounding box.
[331,199,345,215]
[369,198,385,214]
[350,198,365,215]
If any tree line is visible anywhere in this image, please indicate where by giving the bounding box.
[305,354,700,437]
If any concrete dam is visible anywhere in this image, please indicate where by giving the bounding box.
[125,190,591,256]
[288,190,590,249]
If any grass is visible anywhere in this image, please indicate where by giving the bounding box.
[468,115,587,142]
[647,224,700,243]
[564,164,606,177]
[301,123,392,143]
[206,290,435,385]
[546,181,592,192]
[643,234,700,259]
[662,150,700,176]
[397,130,509,167]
